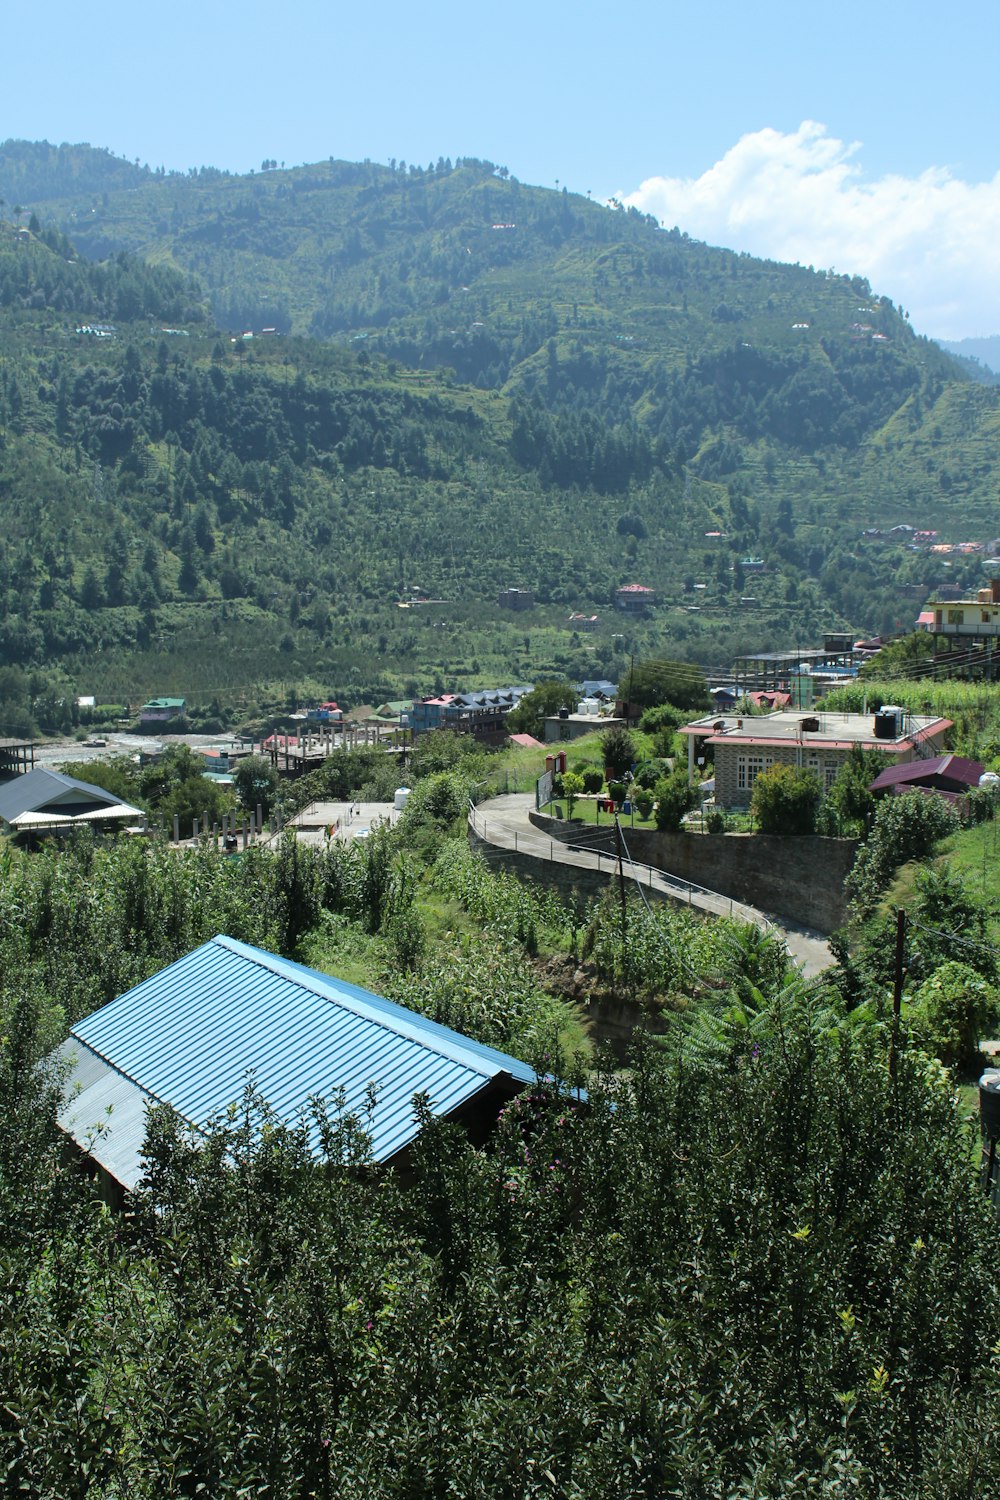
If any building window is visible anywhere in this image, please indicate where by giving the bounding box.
[948,609,963,625]
[737,754,769,791]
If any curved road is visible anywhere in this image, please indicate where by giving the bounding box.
[470,794,833,978]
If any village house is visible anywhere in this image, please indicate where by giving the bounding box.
[615,583,656,613]
[679,707,952,809]
[924,580,1000,638]
[138,696,186,724]
[0,768,145,837]
[55,935,538,1205]
[869,754,986,806]
[410,686,530,743]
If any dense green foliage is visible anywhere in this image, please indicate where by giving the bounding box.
[3,961,999,1494]
[846,792,959,915]
[3,676,1000,1490]
[653,767,695,831]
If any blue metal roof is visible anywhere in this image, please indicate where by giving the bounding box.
[58,936,535,1187]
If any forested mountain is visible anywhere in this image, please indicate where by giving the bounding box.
[1,139,999,724]
[936,336,1000,386]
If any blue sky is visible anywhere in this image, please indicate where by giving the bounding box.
[5,0,999,337]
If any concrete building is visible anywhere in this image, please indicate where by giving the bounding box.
[411,686,531,743]
[615,583,656,613]
[498,587,534,611]
[544,711,626,743]
[679,708,952,809]
[139,696,186,724]
[923,580,1000,639]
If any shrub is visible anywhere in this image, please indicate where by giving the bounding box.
[561,772,585,818]
[601,725,636,780]
[846,792,958,915]
[582,769,604,795]
[751,764,821,835]
[906,960,1000,1068]
[633,788,654,819]
[654,769,695,831]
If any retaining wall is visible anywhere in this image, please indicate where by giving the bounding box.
[528,813,856,933]
[467,826,677,910]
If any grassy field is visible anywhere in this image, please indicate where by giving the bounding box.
[935,816,1000,909]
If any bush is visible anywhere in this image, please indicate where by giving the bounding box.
[824,745,889,832]
[633,758,669,790]
[654,769,695,832]
[601,725,636,780]
[561,771,585,818]
[581,769,604,795]
[906,960,1000,1068]
[751,764,821,835]
[846,792,959,915]
[633,788,654,819]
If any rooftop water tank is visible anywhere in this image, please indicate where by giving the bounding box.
[393,787,411,812]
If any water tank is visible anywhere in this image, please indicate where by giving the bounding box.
[558,707,570,719]
[393,787,411,812]
[980,772,1000,787]
[873,709,897,740]
[980,1070,1000,1139]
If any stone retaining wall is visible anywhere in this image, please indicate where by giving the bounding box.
[467,826,677,910]
[528,813,856,932]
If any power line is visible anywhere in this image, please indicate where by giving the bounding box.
[906,915,1000,963]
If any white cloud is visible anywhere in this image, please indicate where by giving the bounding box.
[620,122,1000,340]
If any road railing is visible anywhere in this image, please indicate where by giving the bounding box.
[467,802,772,932]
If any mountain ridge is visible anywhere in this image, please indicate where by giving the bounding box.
[0,139,997,729]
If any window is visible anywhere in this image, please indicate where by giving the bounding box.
[737,753,769,791]
[948,609,963,625]
[807,755,838,791]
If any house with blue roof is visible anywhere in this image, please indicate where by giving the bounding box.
[55,935,537,1201]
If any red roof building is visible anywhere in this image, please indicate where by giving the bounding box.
[679,708,952,809]
[615,584,656,613]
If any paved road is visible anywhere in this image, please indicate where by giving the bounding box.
[470,794,833,978]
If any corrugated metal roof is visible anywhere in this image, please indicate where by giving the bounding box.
[0,767,141,824]
[58,936,535,1187]
[869,754,983,791]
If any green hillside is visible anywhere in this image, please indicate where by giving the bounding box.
[0,140,999,727]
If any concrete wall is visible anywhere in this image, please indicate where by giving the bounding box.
[467,826,677,910]
[528,813,856,933]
